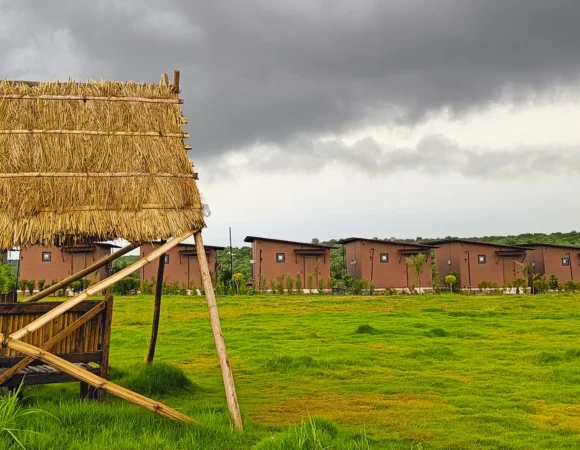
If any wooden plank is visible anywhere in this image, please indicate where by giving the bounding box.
[0,94,183,104]
[194,231,243,430]
[0,302,106,385]
[3,336,196,423]
[99,296,113,402]
[8,231,195,342]
[0,352,102,368]
[0,301,101,315]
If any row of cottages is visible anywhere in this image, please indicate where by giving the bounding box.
[429,239,580,288]
[14,243,222,289]
[244,236,335,289]
[337,238,434,288]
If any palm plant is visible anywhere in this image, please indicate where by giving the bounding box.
[405,253,427,293]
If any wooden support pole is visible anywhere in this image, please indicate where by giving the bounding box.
[0,301,106,385]
[146,245,166,364]
[99,295,114,402]
[194,231,243,430]
[2,335,196,424]
[173,70,180,93]
[23,243,139,303]
[7,231,195,342]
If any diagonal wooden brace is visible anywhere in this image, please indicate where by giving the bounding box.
[23,243,139,303]
[0,301,106,385]
[6,231,195,343]
[2,335,197,423]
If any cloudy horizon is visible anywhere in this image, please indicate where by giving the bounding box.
[1,0,579,247]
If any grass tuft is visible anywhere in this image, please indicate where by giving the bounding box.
[264,356,320,373]
[122,363,194,396]
[355,324,381,335]
[536,352,563,365]
[565,348,580,361]
[427,328,448,337]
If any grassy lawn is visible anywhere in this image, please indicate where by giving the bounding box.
[5,293,580,449]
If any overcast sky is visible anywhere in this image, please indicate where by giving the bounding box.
[2,0,580,247]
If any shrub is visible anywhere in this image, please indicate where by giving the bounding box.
[307,274,314,292]
[124,363,194,396]
[533,278,549,294]
[37,279,46,291]
[369,282,376,295]
[18,279,28,294]
[269,279,276,293]
[478,280,493,291]
[449,271,461,289]
[25,279,35,296]
[113,277,140,295]
[343,274,354,288]
[141,278,155,295]
[444,274,457,292]
[258,274,267,293]
[318,277,325,294]
[327,276,336,290]
[295,274,303,293]
[549,274,559,290]
[564,280,580,293]
[276,275,285,294]
[232,273,244,294]
[352,278,368,295]
[0,265,16,294]
[285,275,294,294]
[384,286,397,296]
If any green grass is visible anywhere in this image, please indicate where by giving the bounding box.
[4,293,580,449]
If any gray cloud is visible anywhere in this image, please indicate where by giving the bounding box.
[238,134,580,178]
[2,0,580,163]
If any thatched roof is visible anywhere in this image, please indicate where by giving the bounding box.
[0,73,204,248]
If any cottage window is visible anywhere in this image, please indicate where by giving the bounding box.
[478,255,486,264]
[562,257,570,266]
[42,252,51,262]
[276,253,285,263]
[380,253,389,263]
[164,254,170,265]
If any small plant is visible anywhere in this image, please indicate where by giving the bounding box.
[37,279,46,291]
[232,272,244,294]
[307,274,314,293]
[444,274,457,293]
[18,279,28,294]
[405,253,427,293]
[369,282,376,295]
[564,280,580,293]
[124,363,194,396]
[533,278,549,294]
[258,274,267,293]
[384,286,397,296]
[327,276,336,291]
[141,278,155,295]
[25,279,35,296]
[318,277,325,294]
[276,275,285,294]
[285,275,294,294]
[352,278,368,295]
[295,274,303,293]
[113,277,140,295]
[548,274,559,290]
[269,279,276,293]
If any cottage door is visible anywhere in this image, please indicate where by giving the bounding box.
[304,257,319,290]
[188,256,202,291]
[503,259,516,286]
[71,253,85,276]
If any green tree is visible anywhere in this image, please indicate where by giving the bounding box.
[444,274,456,293]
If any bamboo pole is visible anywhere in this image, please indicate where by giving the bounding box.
[7,231,195,342]
[0,302,106,384]
[0,130,189,138]
[194,231,243,430]
[173,70,180,93]
[146,245,166,364]
[23,243,139,303]
[0,94,183,104]
[0,172,196,179]
[2,335,196,424]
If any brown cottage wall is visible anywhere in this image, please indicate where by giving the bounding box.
[251,240,331,288]
[527,247,545,277]
[344,241,432,288]
[434,242,527,288]
[535,246,580,283]
[19,246,111,284]
[141,243,218,289]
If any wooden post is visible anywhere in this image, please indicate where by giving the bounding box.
[7,231,195,342]
[2,335,197,424]
[23,243,139,303]
[146,246,166,364]
[99,295,114,402]
[194,231,243,430]
[173,70,180,93]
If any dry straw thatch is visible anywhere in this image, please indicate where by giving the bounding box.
[0,78,204,248]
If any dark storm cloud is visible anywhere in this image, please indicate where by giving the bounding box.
[1,0,580,163]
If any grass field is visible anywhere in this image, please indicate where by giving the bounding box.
[4,293,580,449]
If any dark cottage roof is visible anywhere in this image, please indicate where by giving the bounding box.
[336,237,436,248]
[243,236,337,249]
[423,238,530,250]
[521,243,580,251]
